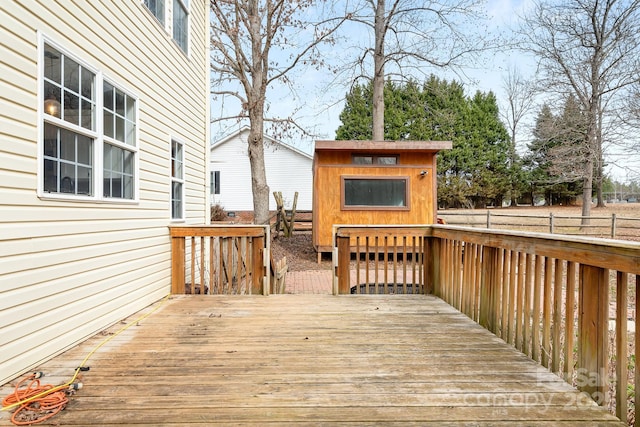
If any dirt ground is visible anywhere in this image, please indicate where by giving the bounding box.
[271,231,331,271]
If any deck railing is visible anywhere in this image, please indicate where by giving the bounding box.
[169,225,270,295]
[333,224,640,419]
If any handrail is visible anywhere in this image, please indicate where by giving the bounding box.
[169,225,270,295]
[333,224,640,420]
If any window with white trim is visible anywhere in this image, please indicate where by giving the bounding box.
[41,40,138,200]
[143,0,165,25]
[173,0,189,53]
[171,140,184,220]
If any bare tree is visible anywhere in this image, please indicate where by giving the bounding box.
[210,0,347,224]
[518,0,640,223]
[342,0,492,141]
[501,66,537,206]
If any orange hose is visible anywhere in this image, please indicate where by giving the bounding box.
[1,373,68,425]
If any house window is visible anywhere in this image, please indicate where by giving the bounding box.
[171,140,184,220]
[41,41,138,200]
[143,0,165,25]
[342,176,409,210]
[211,170,220,195]
[352,155,398,165]
[103,82,136,199]
[173,0,189,53]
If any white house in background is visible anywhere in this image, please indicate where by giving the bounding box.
[0,0,209,385]
[210,127,313,211]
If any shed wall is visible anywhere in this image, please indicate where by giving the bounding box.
[312,151,436,252]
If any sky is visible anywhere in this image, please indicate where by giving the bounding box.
[209,0,639,183]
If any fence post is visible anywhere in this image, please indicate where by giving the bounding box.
[578,264,609,406]
[611,213,617,239]
[486,211,491,229]
[549,213,554,234]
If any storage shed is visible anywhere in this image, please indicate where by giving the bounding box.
[312,140,452,256]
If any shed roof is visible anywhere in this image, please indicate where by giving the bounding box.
[314,140,452,152]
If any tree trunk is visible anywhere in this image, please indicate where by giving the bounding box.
[248,123,270,225]
[248,0,269,225]
[372,0,385,141]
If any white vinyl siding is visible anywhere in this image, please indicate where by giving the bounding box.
[0,0,209,386]
[210,128,313,211]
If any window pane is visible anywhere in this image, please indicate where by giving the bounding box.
[60,163,76,193]
[77,134,92,165]
[81,98,94,129]
[377,157,397,165]
[125,121,135,145]
[144,0,165,25]
[42,124,93,196]
[81,68,94,99]
[43,123,58,157]
[44,158,57,192]
[115,116,125,142]
[60,129,75,161]
[123,150,133,174]
[173,0,188,52]
[353,156,372,164]
[77,166,92,194]
[104,111,114,138]
[43,81,62,118]
[103,83,113,110]
[344,179,406,207]
[64,56,79,93]
[172,181,183,219]
[125,96,135,121]
[115,89,125,116]
[172,141,183,179]
[63,90,79,125]
[123,174,133,198]
[44,44,61,83]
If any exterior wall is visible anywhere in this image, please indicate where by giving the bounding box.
[312,147,439,252]
[210,128,313,211]
[0,0,209,385]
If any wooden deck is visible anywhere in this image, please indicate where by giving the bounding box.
[1,295,624,426]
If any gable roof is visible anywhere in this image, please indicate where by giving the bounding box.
[212,126,313,160]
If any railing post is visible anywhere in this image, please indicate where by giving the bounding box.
[171,236,185,294]
[424,236,439,295]
[336,234,351,294]
[578,264,609,406]
[479,246,498,332]
[334,233,350,295]
[252,235,265,295]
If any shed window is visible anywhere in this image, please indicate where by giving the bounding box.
[352,155,397,165]
[342,177,409,210]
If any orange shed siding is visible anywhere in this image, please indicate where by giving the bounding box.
[312,142,447,253]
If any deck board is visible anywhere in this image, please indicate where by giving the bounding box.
[0,295,624,426]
